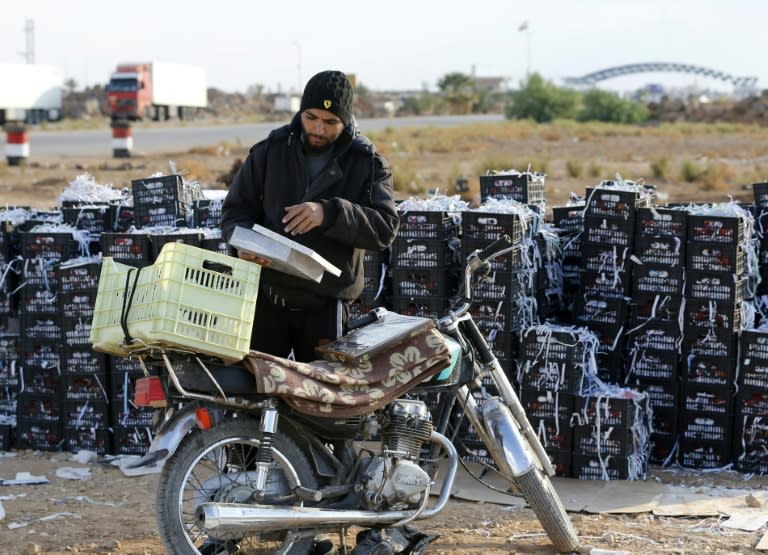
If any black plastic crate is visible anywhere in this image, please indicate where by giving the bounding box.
[396,210,460,239]
[0,424,12,451]
[149,231,203,261]
[560,234,582,260]
[545,449,572,478]
[17,392,61,422]
[486,329,518,360]
[111,425,153,456]
[583,216,635,248]
[630,293,683,324]
[551,205,585,236]
[21,258,60,290]
[685,271,746,301]
[391,267,452,298]
[585,187,648,218]
[680,410,733,443]
[573,425,637,457]
[62,316,94,347]
[62,399,109,430]
[461,239,529,273]
[390,295,448,320]
[573,393,649,428]
[61,205,110,235]
[520,326,592,364]
[131,174,187,228]
[739,356,768,390]
[20,339,60,371]
[15,420,63,451]
[20,366,61,395]
[683,327,738,359]
[479,173,545,203]
[633,379,679,411]
[470,300,522,332]
[736,414,768,451]
[684,299,740,331]
[461,211,529,243]
[683,383,735,414]
[580,269,631,299]
[684,353,738,386]
[571,453,641,480]
[632,264,685,296]
[62,373,108,401]
[200,236,229,256]
[60,260,101,292]
[61,347,108,375]
[0,269,16,315]
[193,199,223,229]
[65,426,110,455]
[633,234,685,266]
[581,243,630,273]
[471,270,530,301]
[520,387,575,421]
[391,237,456,269]
[516,360,588,394]
[635,207,688,239]
[109,355,144,374]
[19,230,79,262]
[573,295,629,327]
[100,232,152,267]
[735,449,768,475]
[687,214,745,245]
[347,294,388,322]
[679,439,732,469]
[753,181,768,210]
[20,286,59,316]
[106,203,134,232]
[628,321,682,354]
[59,290,97,320]
[111,401,154,428]
[649,406,678,439]
[740,329,768,361]
[686,242,744,274]
[737,386,768,418]
[531,417,573,452]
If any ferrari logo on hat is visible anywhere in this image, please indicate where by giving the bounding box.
[323,99,332,109]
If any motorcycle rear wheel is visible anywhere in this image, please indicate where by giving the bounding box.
[156,417,320,554]
[515,466,580,553]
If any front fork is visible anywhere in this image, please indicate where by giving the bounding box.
[457,318,556,477]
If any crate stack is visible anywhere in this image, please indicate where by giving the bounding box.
[516,323,600,477]
[109,357,154,456]
[577,182,653,383]
[0,213,21,449]
[678,205,753,469]
[571,386,651,480]
[752,181,768,322]
[462,201,538,372]
[59,258,111,455]
[479,170,547,215]
[735,329,768,474]
[193,198,229,255]
[551,202,585,323]
[625,206,688,463]
[532,223,566,323]
[389,204,462,321]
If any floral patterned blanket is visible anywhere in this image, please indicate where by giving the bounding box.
[242,327,452,417]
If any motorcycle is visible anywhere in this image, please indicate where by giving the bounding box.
[120,235,579,554]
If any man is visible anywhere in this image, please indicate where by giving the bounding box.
[221,70,399,362]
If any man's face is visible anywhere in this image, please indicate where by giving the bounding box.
[301,108,345,153]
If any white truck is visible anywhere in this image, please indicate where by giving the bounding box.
[0,64,63,125]
[106,61,208,121]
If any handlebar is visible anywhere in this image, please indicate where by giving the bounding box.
[475,234,514,266]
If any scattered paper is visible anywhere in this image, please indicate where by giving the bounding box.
[757,530,768,550]
[71,450,98,464]
[0,472,49,486]
[0,500,5,521]
[55,467,92,480]
[113,455,163,477]
[721,511,768,532]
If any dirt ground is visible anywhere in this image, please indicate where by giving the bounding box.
[0,122,767,554]
[0,449,767,555]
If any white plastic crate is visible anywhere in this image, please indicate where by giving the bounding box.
[90,243,260,362]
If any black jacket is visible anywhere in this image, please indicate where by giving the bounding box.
[221,113,399,303]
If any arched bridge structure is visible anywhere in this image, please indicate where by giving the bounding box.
[563,62,758,89]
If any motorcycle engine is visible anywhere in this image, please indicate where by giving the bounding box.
[362,400,433,511]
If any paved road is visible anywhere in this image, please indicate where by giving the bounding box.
[0,114,505,158]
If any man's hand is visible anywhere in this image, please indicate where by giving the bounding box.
[237,250,271,266]
[283,202,324,235]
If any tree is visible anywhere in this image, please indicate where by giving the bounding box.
[505,73,580,122]
[579,89,649,123]
[64,78,78,95]
[437,72,478,115]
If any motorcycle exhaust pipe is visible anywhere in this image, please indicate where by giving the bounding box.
[197,432,457,533]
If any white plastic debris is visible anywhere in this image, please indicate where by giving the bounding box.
[70,450,98,464]
[55,467,92,480]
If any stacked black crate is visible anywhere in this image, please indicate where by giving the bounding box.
[578,183,653,384]
[194,198,228,256]
[735,329,768,475]
[532,224,567,323]
[679,208,750,469]
[390,208,461,321]
[626,206,688,464]
[59,258,110,455]
[571,387,652,480]
[0,333,20,450]
[517,324,601,477]
[479,170,546,214]
[16,231,68,451]
[550,203,585,323]
[109,356,154,456]
[753,181,768,322]
[461,202,537,377]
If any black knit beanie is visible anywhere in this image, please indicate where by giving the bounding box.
[300,70,353,125]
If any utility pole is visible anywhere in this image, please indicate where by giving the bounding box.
[20,19,35,64]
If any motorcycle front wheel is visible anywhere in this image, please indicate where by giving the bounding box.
[156,417,320,554]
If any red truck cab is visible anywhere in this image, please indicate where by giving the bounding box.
[106,63,152,120]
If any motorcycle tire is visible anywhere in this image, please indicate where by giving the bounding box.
[156,417,320,554]
[515,466,580,553]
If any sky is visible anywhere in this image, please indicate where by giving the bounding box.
[1,0,766,96]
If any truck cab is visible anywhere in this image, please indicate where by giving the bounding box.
[106,64,152,120]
